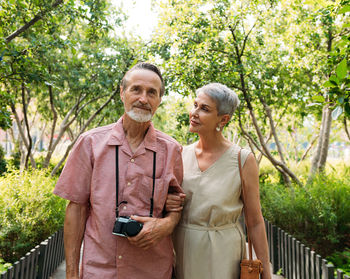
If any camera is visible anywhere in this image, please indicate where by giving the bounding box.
[112,216,143,237]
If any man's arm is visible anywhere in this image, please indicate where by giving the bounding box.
[128,211,181,249]
[64,201,89,279]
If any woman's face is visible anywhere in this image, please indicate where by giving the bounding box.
[189,92,223,134]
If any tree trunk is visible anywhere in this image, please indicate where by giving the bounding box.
[21,83,35,169]
[298,134,318,164]
[317,105,332,172]
[10,103,36,168]
[260,97,291,185]
[43,85,58,168]
[308,104,332,180]
[344,116,350,141]
[229,22,301,186]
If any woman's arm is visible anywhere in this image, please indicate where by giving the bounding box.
[242,153,272,279]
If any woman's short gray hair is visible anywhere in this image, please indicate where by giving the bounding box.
[196,83,240,118]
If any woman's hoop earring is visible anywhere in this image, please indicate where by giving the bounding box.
[216,126,221,132]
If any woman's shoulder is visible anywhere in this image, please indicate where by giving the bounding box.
[183,142,197,153]
[233,145,252,167]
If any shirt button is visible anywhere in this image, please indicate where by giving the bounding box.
[127,182,131,186]
[130,159,135,162]
[119,255,122,259]
[123,206,127,210]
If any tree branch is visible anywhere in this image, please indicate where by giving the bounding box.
[51,89,118,176]
[344,116,350,142]
[5,0,64,43]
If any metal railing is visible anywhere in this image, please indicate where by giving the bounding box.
[1,220,349,279]
[0,228,64,279]
[265,220,349,279]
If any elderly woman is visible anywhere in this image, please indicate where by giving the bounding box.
[167,83,272,279]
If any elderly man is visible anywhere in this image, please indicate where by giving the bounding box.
[54,62,183,279]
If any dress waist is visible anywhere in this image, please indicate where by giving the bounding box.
[178,222,239,231]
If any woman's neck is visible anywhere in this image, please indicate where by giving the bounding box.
[197,132,231,153]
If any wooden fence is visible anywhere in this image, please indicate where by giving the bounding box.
[0,228,64,279]
[1,220,349,279]
[265,220,349,279]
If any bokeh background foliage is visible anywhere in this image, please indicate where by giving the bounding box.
[0,170,66,263]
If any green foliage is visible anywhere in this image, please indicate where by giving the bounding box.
[0,93,11,130]
[0,146,6,175]
[0,170,66,263]
[327,248,350,275]
[0,0,140,169]
[6,143,20,170]
[260,166,350,257]
[322,2,350,120]
[153,95,199,145]
[0,258,11,273]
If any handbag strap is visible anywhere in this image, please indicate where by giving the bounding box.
[238,148,253,261]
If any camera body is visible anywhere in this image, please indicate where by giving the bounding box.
[112,216,143,237]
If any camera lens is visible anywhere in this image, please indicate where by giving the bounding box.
[125,221,143,237]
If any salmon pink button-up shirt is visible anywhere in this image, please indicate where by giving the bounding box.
[53,117,183,279]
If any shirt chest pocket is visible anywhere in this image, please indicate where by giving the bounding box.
[138,176,167,217]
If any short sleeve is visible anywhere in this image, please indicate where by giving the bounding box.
[240,148,252,168]
[168,145,184,194]
[53,134,93,204]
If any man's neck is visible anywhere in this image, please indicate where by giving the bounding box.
[122,114,151,153]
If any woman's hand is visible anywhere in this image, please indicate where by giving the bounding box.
[165,193,186,212]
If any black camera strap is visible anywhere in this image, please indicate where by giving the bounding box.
[115,146,156,218]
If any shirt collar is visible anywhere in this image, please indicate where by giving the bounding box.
[107,116,157,152]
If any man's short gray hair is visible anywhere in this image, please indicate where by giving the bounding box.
[196,83,240,118]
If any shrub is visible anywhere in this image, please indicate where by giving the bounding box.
[327,248,350,275]
[0,170,67,263]
[260,171,350,257]
[0,146,7,175]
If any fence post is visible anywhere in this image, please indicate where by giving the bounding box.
[305,247,311,279]
[337,269,344,279]
[311,250,315,279]
[316,254,322,279]
[288,235,292,279]
[300,244,305,279]
[322,260,334,279]
[292,237,297,279]
[272,225,279,273]
[37,240,48,279]
[296,241,300,279]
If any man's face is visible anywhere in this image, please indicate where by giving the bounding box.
[120,69,162,123]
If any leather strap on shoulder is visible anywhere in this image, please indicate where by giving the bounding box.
[238,148,253,260]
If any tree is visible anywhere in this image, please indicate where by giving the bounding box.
[0,0,140,172]
[152,0,315,185]
[307,0,350,179]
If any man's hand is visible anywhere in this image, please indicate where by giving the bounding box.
[165,193,186,212]
[127,215,174,249]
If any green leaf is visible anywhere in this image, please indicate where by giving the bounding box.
[338,97,344,104]
[345,102,350,117]
[338,5,350,14]
[331,106,343,120]
[336,59,347,80]
[323,81,336,88]
[312,95,325,102]
[329,75,340,85]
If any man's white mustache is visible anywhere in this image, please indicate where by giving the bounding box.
[132,101,151,110]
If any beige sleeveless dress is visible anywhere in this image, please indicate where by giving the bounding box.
[173,143,251,279]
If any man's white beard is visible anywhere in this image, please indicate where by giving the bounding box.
[126,109,152,123]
